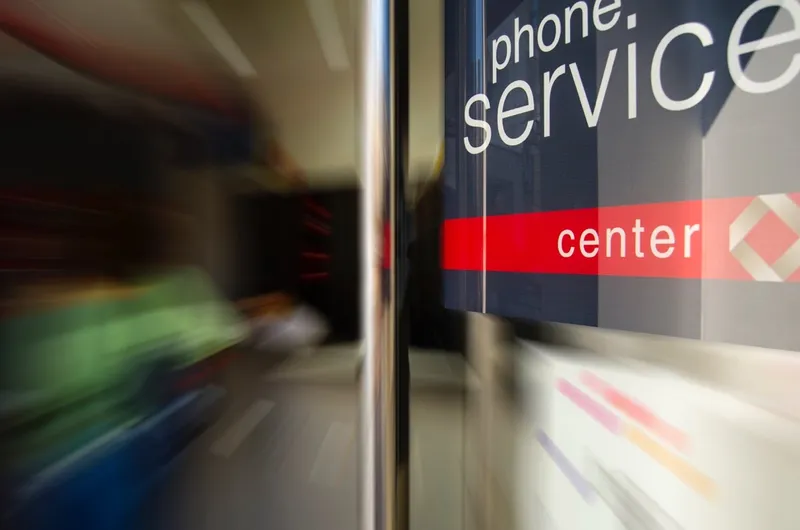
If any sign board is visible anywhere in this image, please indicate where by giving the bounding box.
[516,343,800,530]
[443,0,800,351]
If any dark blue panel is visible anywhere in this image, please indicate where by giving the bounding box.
[443,0,800,352]
[486,272,598,326]
[443,270,484,313]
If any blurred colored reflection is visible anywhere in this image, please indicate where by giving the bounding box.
[0,4,255,519]
[0,96,247,530]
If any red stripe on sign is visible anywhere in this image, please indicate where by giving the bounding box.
[442,194,800,281]
[441,215,483,271]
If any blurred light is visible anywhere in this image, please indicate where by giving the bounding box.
[305,0,351,71]
[181,0,257,78]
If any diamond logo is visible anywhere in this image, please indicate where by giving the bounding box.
[729,194,800,282]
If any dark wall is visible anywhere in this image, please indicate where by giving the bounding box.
[0,86,155,194]
[409,180,465,353]
[230,188,360,343]
[230,183,466,351]
[0,85,205,285]
[231,194,302,300]
[300,182,467,351]
[299,189,360,343]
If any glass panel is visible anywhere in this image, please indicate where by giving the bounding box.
[444,1,800,530]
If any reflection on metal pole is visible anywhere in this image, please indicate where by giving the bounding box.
[358,0,409,527]
[393,0,410,528]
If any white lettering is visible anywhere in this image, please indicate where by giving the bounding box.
[650,225,675,259]
[498,80,535,146]
[565,2,590,44]
[557,221,702,261]
[514,17,535,62]
[463,94,491,155]
[538,14,563,53]
[544,65,567,138]
[606,227,626,258]
[593,0,621,32]
[728,0,800,94]
[571,49,617,128]
[580,229,600,258]
[628,15,638,119]
[492,35,511,84]
[652,23,715,111]
[559,230,576,257]
[461,0,800,152]
[684,224,700,258]
[632,218,645,258]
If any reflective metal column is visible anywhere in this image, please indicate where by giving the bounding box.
[358,0,409,528]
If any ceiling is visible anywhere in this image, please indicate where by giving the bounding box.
[0,0,244,112]
[0,0,443,188]
[194,0,444,185]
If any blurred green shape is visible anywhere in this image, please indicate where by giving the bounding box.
[0,267,245,471]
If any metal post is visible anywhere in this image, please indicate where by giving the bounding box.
[393,0,410,528]
[358,0,409,528]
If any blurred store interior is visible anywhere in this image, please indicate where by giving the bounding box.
[1,1,799,530]
[0,1,462,529]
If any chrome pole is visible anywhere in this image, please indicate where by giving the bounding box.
[358,0,408,527]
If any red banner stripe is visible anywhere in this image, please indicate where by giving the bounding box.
[442,194,800,281]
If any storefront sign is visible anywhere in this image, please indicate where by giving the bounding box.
[443,0,800,350]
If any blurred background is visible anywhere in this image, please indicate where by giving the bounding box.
[0,1,458,529]
[1,1,799,530]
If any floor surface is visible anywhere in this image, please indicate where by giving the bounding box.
[160,346,467,530]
